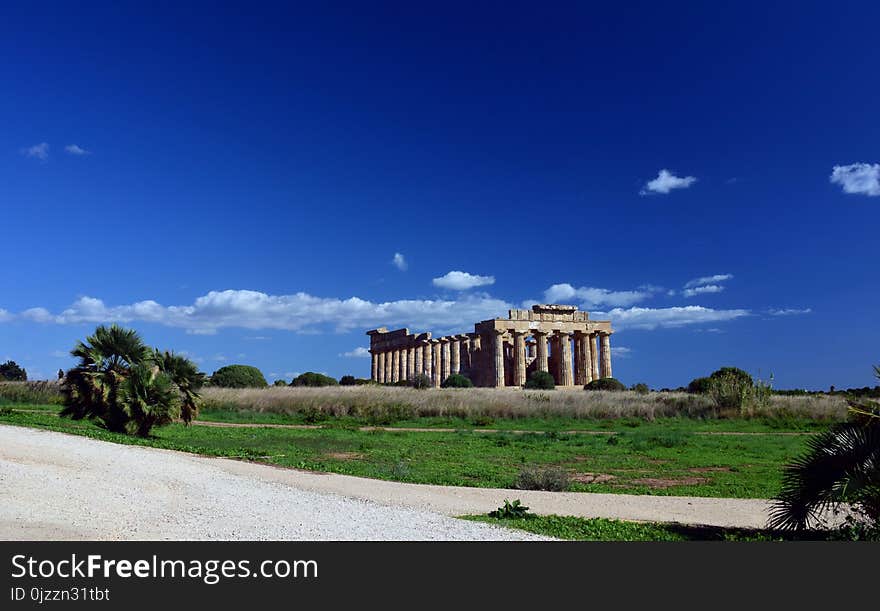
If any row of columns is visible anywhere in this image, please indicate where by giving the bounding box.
[370,334,474,387]
[494,329,612,388]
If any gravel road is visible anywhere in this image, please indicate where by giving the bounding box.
[1,424,776,540]
[0,425,545,541]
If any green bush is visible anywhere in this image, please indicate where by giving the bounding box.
[524,370,555,390]
[710,367,753,388]
[687,377,712,394]
[441,373,473,388]
[631,382,650,394]
[409,373,432,389]
[708,371,751,411]
[0,360,27,381]
[353,403,416,425]
[0,381,63,405]
[584,377,626,391]
[210,365,268,388]
[339,375,358,386]
[273,379,288,387]
[290,372,338,387]
[515,466,571,491]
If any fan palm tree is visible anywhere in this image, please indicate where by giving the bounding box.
[768,366,880,534]
[60,324,203,437]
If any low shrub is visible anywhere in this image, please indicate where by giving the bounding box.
[525,370,555,390]
[273,379,288,387]
[290,372,338,387]
[210,365,268,388]
[353,403,416,425]
[710,367,754,388]
[687,377,712,394]
[631,383,650,395]
[708,371,751,412]
[409,373,432,389]
[585,378,626,392]
[441,374,473,388]
[515,466,571,492]
[0,381,63,405]
[0,360,27,381]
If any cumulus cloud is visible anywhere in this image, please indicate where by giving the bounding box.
[767,308,812,316]
[594,306,749,330]
[341,347,371,358]
[17,289,512,335]
[611,346,632,358]
[64,144,90,155]
[21,142,49,160]
[0,309,13,322]
[830,163,880,196]
[432,271,495,291]
[640,169,697,195]
[391,252,408,271]
[684,274,733,288]
[543,283,655,308]
[682,284,724,298]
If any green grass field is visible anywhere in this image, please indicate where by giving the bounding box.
[463,515,837,541]
[0,404,815,499]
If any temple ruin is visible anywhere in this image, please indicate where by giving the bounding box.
[366,304,613,387]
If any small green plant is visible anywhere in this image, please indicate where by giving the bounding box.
[708,371,751,412]
[585,377,626,391]
[710,367,754,387]
[515,466,571,491]
[524,370,555,390]
[631,382,650,394]
[441,374,473,388]
[409,373,432,389]
[290,372,338,387]
[488,499,534,519]
[273,379,288,387]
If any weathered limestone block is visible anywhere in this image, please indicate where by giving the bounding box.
[534,330,549,373]
[493,329,506,387]
[590,333,599,381]
[513,330,527,386]
[377,352,386,383]
[600,332,613,379]
[558,332,573,386]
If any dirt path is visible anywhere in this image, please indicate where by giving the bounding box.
[1,424,775,538]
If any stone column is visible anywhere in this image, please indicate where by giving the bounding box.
[403,346,412,381]
[414,343,423,378]
[534,330,549,372]
[459,335,471,373]
[450,337,461,376]
[423,343,433,380]
[391,349,400,383]
[577,331,593,384]
[558,332,573,386]
[513,330,527,386]
[439,338,451,383]
[377,351,386,383]
[600,332,613,379]
[493,329,506,387]
[573,331,587,386]
[589,333,600,381]
[431,340,442,387]
[370,350,378,382]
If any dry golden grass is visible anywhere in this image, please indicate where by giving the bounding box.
[200,385,848,421]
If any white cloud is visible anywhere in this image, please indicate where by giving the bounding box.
[830,163,880,196]
[64,144,90,156]
[211,354,228,362]
[18,289,512,335]
[432,271,495,291]
[640,169,697,195]
[391,252,408,271]
[682,284,724,298]
[50,350,70,358]
[768,308,812,316]
[594,306,749,330]
[611,346,632,358]
[21,142,49,160]
[543,283,654,308]
[341,347,371,358]
[684,274,733,288]
[0,309,12,322]
[21,307,55,323]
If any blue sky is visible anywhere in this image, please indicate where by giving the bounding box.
[1,2,878,389]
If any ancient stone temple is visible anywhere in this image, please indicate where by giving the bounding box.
[366,304,613,388]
